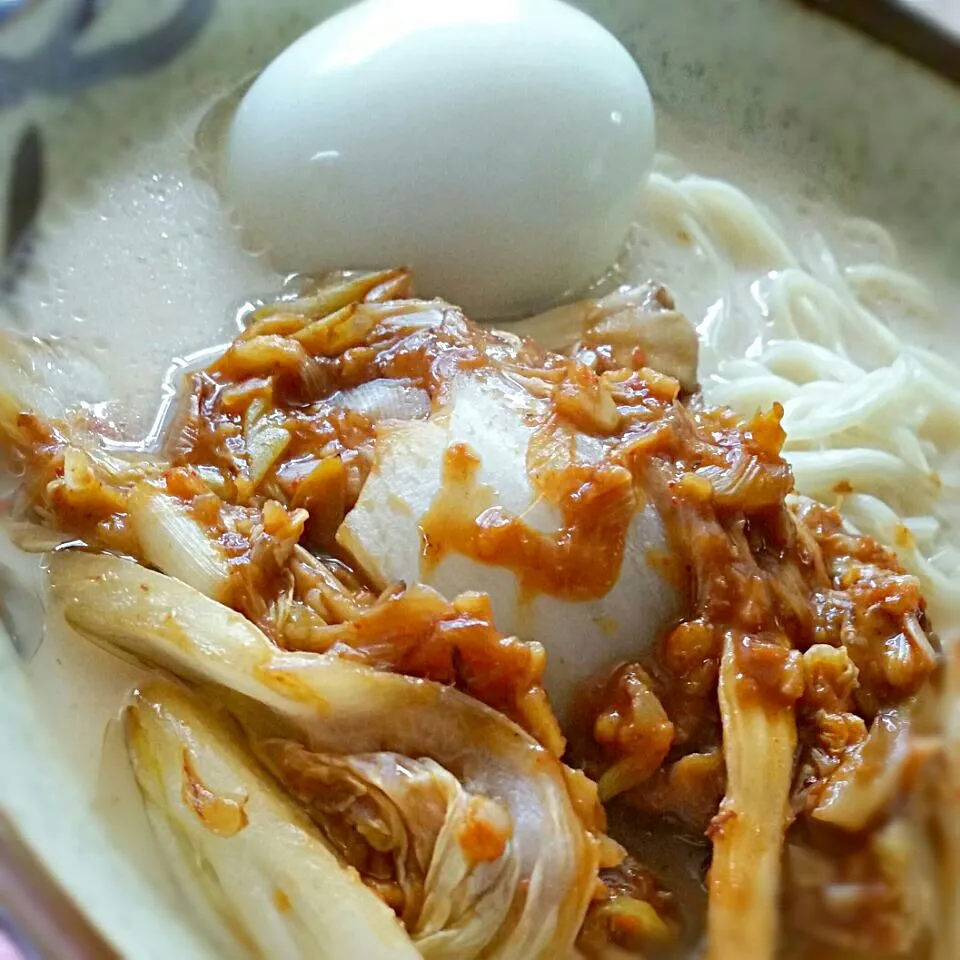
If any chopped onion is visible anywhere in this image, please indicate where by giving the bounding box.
[127,485,229,600]
[327,379,430,423]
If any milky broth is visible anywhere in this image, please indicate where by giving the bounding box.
[2,76,958,954]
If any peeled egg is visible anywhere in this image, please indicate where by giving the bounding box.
[224,0,655,318]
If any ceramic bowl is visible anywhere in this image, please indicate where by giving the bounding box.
[0,1,957,957]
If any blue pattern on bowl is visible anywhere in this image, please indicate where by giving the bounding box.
[1,124,41,292]
[0,0,213,109]
[0,5,957,960]
[0,0,213,282]
[0,0,33,28]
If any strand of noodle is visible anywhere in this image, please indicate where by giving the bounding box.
[888,424,936,476]
[912,345,960,388]
[754,339,865,384]
[902,515,942,545]
[706,375,801,412]
[804,237,913,364]
[646,175,737,290]
[712,358,783,380]
[763,270,853,353]
[909,364,960,426]
[645,172,698,221]
[677,177,798,271]
[773,223,905,365]
[837,216,901,264]
[795,217,844,287]
[785,449,935,502]
[844,263,939,319]
[645,174,724,260]
[778,362,913,441]
[930,545,960,580]
[767,268,903,362]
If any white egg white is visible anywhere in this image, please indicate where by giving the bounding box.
[224,0,656,318]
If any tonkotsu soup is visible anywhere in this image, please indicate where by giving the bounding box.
[1,10,958,960]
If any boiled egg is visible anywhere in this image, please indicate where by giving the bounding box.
[224,0,655,318]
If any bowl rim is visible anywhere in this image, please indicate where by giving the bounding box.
[2,0,959,957]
